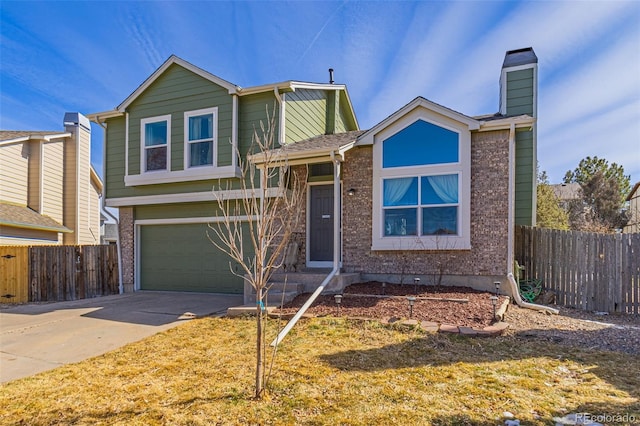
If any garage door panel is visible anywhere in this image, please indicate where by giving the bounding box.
[140,223,252,293]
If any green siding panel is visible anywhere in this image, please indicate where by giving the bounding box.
[136,202,223,220]
[502,67,536,225]
[128,64,234,174]
[139,222,253,293]
[506,68,534,117]
[514,130,534,225]
[285,89,327,143]
[104,117,127,199]
[238,92,278,152]
[105,63,237,199]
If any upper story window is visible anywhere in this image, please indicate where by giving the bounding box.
[185,107,217,168]
[141,115,171,172]
[382,120,459,168]
[372,116,471,250]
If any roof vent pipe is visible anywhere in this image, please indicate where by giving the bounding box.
[328,68,334,84]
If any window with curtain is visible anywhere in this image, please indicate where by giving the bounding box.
[382,174,458,236]
[372,113,470,250]
[185,109,215,167]
[142,117,169,172]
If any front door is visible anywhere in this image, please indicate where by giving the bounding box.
[309,184,334,265]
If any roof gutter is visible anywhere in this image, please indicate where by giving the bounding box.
[238,81,347,97]
[477,115,535,132]
[273,87,286,145]
[0,133,73,147]
[86,111,124,123]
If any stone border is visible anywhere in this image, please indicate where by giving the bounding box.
[259,297,512,337]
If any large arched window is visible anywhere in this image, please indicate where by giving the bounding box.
[372,110,471,250]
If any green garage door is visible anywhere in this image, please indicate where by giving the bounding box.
[140,223,252,293]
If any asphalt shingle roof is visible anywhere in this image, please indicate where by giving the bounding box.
[277,130,367,155]
[0,202,71,232]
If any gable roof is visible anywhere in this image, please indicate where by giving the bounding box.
[0,202,72,233]
[626,182,640,202]
[117,55,240,111]
[356,97,480,146]
[89,55,359,129]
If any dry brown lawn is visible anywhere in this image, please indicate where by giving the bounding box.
[1,316,638,425]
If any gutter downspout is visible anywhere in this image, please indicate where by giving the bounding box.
[101,199,123,294]
[271,151,342,347]
[273,87,286,146]
[96,119,123,294]
[506,122,558,315]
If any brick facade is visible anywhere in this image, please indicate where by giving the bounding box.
[118,206,135,292]
[338,130,510,284]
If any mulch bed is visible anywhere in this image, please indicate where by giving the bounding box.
[275,281,506,328]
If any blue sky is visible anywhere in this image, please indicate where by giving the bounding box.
[1,1,639,187]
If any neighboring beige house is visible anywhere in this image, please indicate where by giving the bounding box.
[623,182,640,233]
[551,183,581,209]
[0,113,103,245]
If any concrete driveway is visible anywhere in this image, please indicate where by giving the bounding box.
[0,291,242,383]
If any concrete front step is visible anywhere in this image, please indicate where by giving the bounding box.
[264,281,304,293]
[269,272,361,293]
[242,272,363,305]
[246,290,300,306]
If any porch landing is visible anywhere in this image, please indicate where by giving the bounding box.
[227,271,361,316]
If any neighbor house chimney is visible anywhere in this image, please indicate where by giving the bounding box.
[62,112,92,245]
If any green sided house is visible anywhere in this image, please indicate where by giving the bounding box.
[89,47,538,297]
[88,55,358,293]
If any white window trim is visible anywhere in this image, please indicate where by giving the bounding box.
[140,114,171,174]
[371,111,471,251]
[184,107,218,170]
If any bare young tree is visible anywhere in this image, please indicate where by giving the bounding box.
[208,108,306,399]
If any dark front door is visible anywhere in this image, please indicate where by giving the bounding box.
[309,185,334,262]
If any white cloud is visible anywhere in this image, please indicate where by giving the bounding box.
[539,98,640,183]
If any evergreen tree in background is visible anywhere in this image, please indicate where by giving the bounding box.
[563,156,630,232]
[536,171,569,230]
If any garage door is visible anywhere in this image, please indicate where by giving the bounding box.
[140,223,252,293]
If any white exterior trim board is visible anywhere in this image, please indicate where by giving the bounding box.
[106,187,284,207]
[135,215,252,226]
[124,165,241,186]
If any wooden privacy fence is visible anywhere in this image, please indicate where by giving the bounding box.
[0,245,118,304]
[0,246,29,303]
[515,226,640,314]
